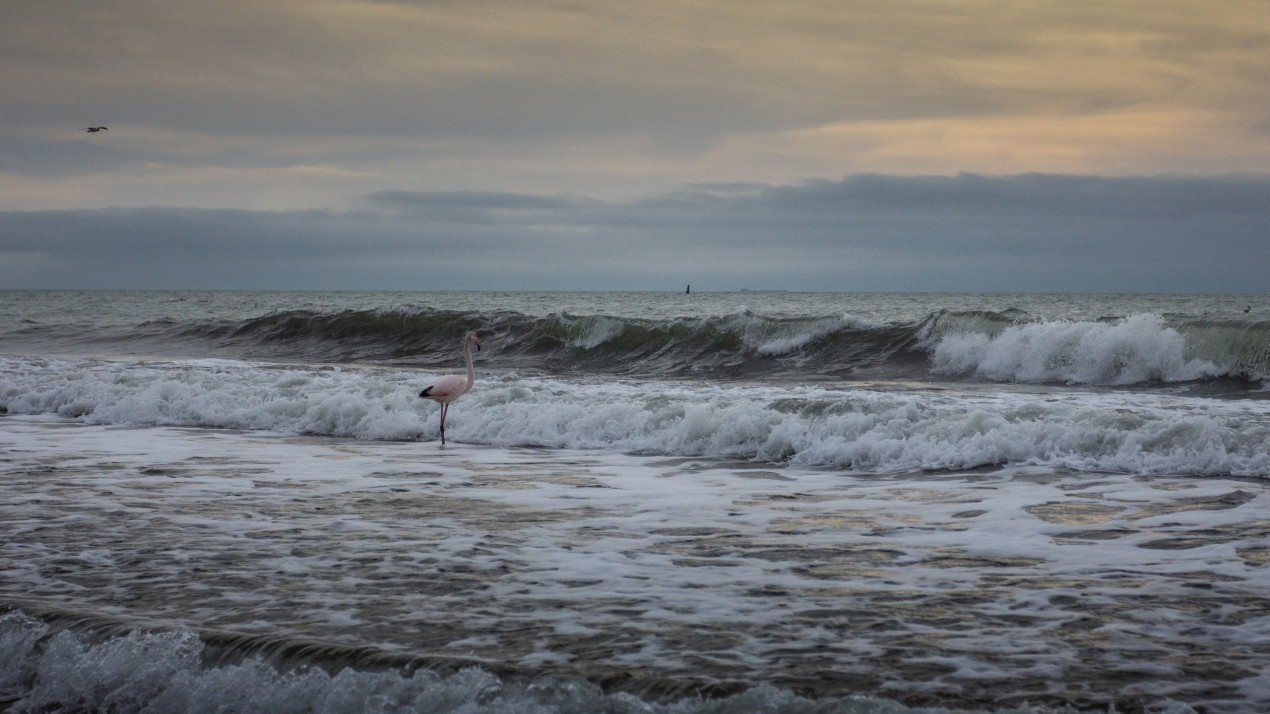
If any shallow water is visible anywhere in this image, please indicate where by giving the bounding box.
[4,416,1270,712]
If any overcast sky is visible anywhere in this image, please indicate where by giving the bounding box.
[2,0,1268,291]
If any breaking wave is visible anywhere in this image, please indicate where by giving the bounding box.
[930,313,1226,385]
[6,305,1266,386]
[3,356,1268,478]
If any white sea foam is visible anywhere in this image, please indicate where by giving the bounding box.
[2,355,1268,477]
[0,417,1260,712]
[0,610,1040,714]
[930,313,1223,385]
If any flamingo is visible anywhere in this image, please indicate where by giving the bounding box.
[419,331,481,445]
[84,127,108,133]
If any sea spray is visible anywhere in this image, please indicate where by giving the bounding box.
[929,314,1224,384]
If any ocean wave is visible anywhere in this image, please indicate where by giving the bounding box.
[113,306,936,380]
[0,608,1086,714]
[929,313,1225,385]
[3,356,1268,478]
[928,312,1270,385]
[9,303,1264,386]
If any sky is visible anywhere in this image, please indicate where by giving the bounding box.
[2,0,1268,292]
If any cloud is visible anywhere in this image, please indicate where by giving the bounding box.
[2,174,1266,292]
[3,0,1270,211]
[369,191,587,210]
[0,138,149,179]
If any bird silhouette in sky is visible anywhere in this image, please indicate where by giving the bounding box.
[83,127,108,133]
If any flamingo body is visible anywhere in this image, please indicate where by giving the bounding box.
[419,374,470,403]
[419,331,480,444]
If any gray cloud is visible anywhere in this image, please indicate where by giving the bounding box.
[0,138,150,179]
[3,1,1268,165]
[2,174,1266,292]
[370,191,587,209]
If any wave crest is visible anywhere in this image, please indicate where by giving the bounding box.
[930,314,1225,385]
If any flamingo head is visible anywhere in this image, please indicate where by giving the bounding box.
[466,331,481,351]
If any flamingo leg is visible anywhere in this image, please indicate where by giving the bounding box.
[439,402,448,445]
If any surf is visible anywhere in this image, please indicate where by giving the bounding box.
[3,356,1268,477]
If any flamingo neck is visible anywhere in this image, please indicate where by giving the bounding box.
[463,338,476,389]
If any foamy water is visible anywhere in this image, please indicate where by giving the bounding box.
[4,416,1270,713]
[3,355,1268,477]
[2,290,1269,713]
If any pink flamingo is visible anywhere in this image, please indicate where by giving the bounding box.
[418,331,481,445]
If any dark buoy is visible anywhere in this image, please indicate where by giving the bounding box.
[686,285,690,294]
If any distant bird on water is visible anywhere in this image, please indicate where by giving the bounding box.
[84,127,108,133]
[419,331,481,445]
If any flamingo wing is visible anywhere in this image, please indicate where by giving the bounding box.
[419,373,468,402]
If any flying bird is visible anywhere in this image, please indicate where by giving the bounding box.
[83,127,108,133]
[419,331,481,445]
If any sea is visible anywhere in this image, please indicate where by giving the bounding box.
[2,290,1269,714]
